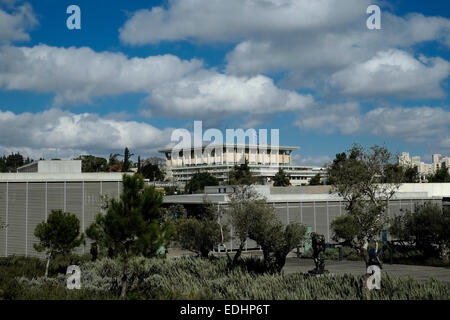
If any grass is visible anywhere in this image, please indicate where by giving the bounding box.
[1,255,449,300]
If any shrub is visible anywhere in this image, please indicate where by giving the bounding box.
[1,256,449,300]
[389,203,450,259]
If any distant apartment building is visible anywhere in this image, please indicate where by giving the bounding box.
[159,144,326,186]
[399,152,450,180]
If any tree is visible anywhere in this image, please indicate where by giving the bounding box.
[108,153,121,172]
[75,155,108,172]
[173,202,226,258]
[34,210,85,277]
[86,174,175,296]
[273,168,290,187]
[327,144,402,267]
[86,174,174,259]
[326,152,347,185]
[121,147,134,172]
[6,153,24,171]
[389,203,450,259]
[404,166,420,183]
[229,160,256,185]
[185,171,219,194]
[331,214,362,246]
[140,162,165,182]
[384,163,419,183]
[228,186,306,273]
[309,173,322,186]
[428,166,450,183]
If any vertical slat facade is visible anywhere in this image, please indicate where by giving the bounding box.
[27,183,46,257]
[7,183,26,256]
[66,182,83,254]
[0,180,122,257]
[0,183,6,257]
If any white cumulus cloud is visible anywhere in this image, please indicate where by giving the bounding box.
[0,1,37,43]
[0,108,174,159]
[330,49,450,99]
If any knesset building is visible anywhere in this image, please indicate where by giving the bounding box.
[0,160,449,257]
[159,144,326,186]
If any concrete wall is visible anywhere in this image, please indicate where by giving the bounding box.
[37,161,82,174]
[397,183,450,198]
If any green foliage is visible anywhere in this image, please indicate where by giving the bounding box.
[404,166,420,183]
[0,152,33,172]
[34,209,85,276]
[1,256,450,300]
[228,186,306,272]
[163,186,179,195]
[331,214,362,246]
[389,203,450,259]
[309,173,322,185]
[121,147,134,172]
[86,174,175,259]
[185,171,219,194]
[273,168,290,187]
[384,163,420,183]
[173,202,228,258]
[139,162,165,181]
[428,166,450,183]
[108,153,122,172]
[327,144,401,264]
[229,160,256,185]
[75,155,108,172]
[176,219,223,257]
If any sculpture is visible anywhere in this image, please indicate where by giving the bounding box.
[308,232,328,275]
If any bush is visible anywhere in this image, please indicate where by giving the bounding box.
[1,256,449,300]
[302,246,362,261]
[390,204,450,259]
[78,256,450,300]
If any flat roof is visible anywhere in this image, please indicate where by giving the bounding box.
[158,144,299,153]
[163,184,450,205]
[0,172,124,182]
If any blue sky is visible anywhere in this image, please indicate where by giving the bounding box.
[0,0,449,166]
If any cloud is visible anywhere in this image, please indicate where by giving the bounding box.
[0,44,202,105]
[295,103,450,148]
[0,44,315,118]
[146,71,315,118]
[119,0,369,45]
[295,102,362,135]
[365,106,450,142]
[291,154,332,167]
[118,1,450,98]
[224,12,450,96]
[330,49,450,99]
[0,108,174,159]
[0,1,37,43]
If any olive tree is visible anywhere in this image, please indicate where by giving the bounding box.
[228,186,306,273]
[390,203,450,259]
[327,144,402,266]
[173,201,228,258]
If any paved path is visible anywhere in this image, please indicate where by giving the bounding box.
[283,258,450,284]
